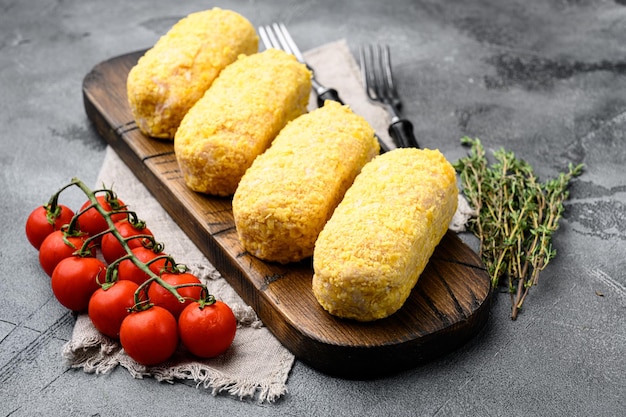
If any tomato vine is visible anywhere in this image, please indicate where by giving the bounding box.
[26,177,237,364]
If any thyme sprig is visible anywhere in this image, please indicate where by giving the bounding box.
[454,137,583,320]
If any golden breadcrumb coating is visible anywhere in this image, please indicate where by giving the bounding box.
[232,101,379,264]
[312,148,458,321]
[174,48,311,196]
[127,8,258,139]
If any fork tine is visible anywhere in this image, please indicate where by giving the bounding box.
[372,45,387,103]
[360,45,376,101]
[267,26,282,50]
[258,25,272,49]
[381,45,395,94]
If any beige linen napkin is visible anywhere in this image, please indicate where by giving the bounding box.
[62,39,392,404]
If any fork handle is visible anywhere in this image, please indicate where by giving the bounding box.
[317,88,343,107]
[388,119,419,148]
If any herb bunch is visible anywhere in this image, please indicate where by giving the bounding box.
[454,137,583,320]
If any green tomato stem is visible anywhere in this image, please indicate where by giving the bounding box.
[55,178,212,310]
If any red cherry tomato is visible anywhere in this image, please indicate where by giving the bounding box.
[51,256,106,312]
[25,204,75,249]
[147,272,202,319]
[78,194,126,240]
[117,246,167,285]
[119,306,178,366]
[88,280,140,340]
[178,299,237,359]
[38,230,95,277]
[101,219,153,264]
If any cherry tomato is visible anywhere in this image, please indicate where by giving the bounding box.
[77,194,126,240]
[38,230,95,277]
[51,256,106,312]
[117,246,167,285]
[88,280,140,340]
[101,219,153,264]
[178,299,237,359]
[147,272,202,319]
[25,204,75,249]
[119,306,178,366]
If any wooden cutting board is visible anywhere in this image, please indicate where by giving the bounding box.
[82,50,492,378]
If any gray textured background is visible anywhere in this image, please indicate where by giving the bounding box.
[1,0,624,416]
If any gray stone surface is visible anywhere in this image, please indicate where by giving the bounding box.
[1,0,625,416]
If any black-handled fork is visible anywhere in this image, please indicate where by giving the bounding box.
[359,44,419,149]
[258,23,344,107]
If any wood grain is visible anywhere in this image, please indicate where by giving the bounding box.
[82,50,492,378]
